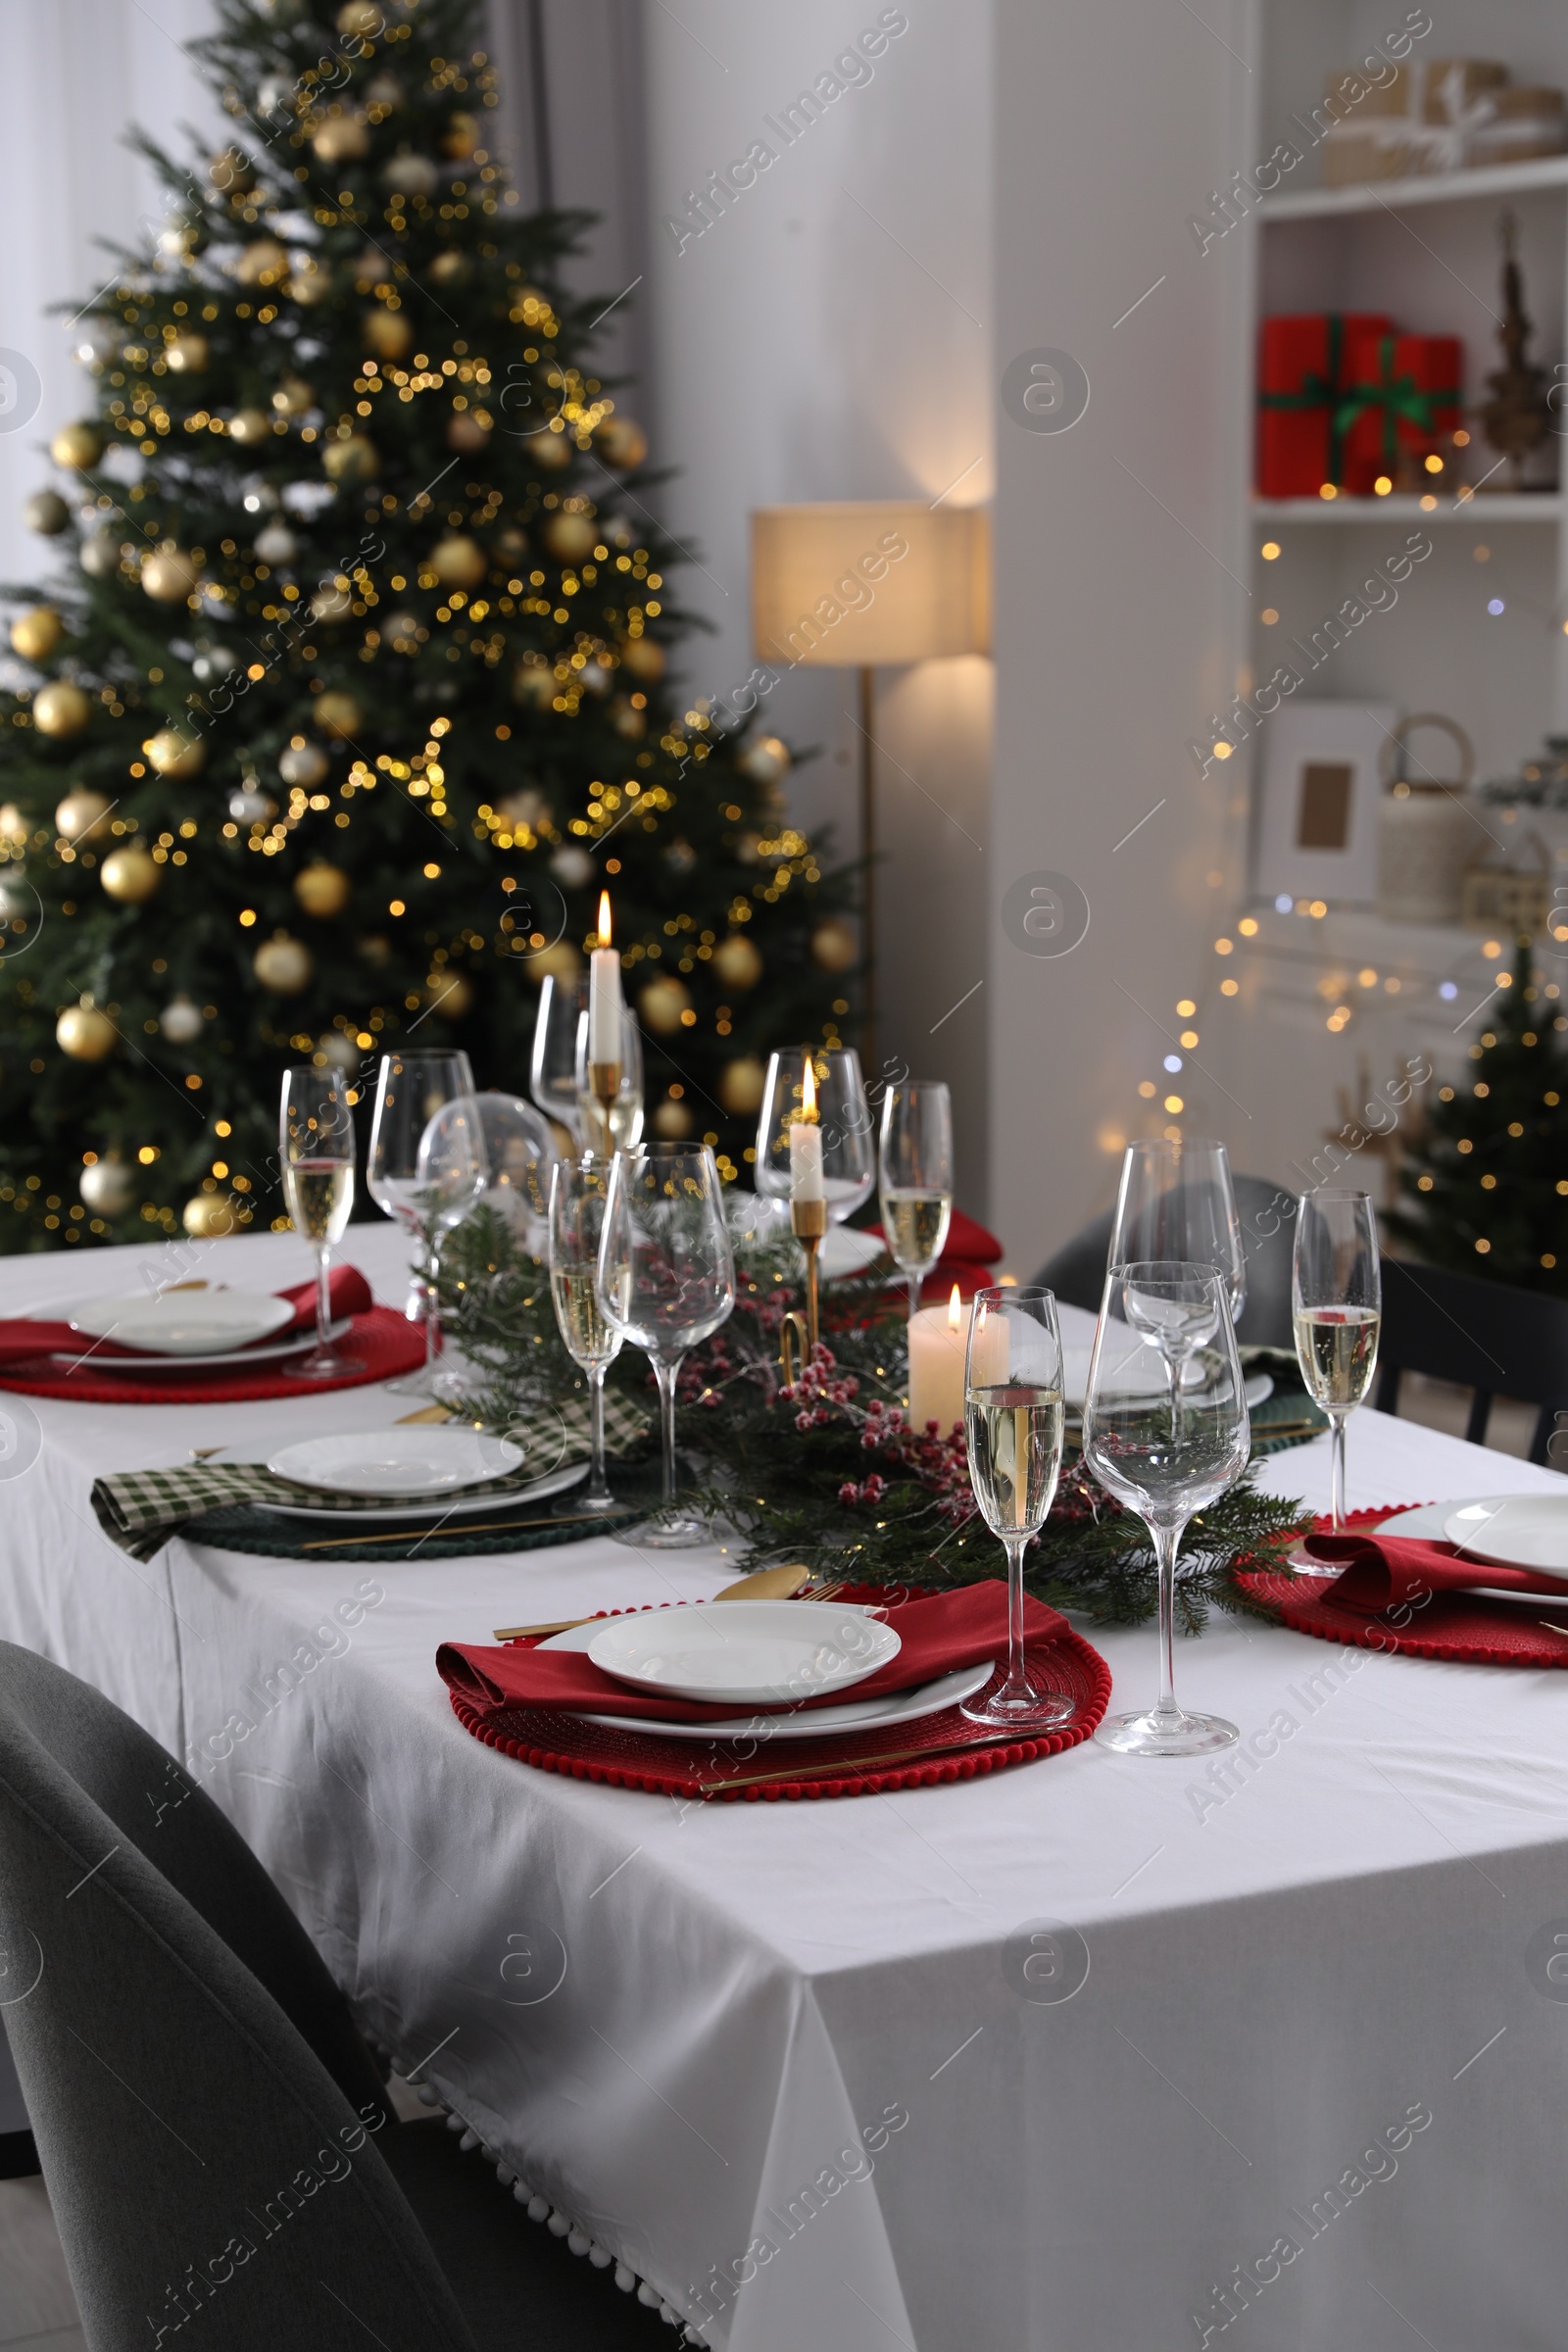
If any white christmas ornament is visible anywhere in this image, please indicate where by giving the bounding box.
[255,519,298,564]
[279,742,330,789]
[550,845,594,888]
[159,996,204,1045]
[79,1155,135,1216]
[229,784,274,825]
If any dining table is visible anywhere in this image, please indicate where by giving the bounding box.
[2,1218,1567,2351]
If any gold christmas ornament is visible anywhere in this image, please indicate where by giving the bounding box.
[0,805,31,846]
[321,432,379,486]
[227,406,272,447]
[24,491,71,536]
[498,786,551,832]
[530,427,572,471]
[314,691,363,741]
[55,788,111,843]
[427,248,467,287]
[50,421,102,472]
[528,939,582,986]
[209,146,255,195]
[637,974,692,1036]
[425,967,473,1018]
[431,532,487,589]
[32,681,91,739]
[718,1054,768,1116]
[618,634,665,683]
[543,512,597,565]
[312,114,369,167]
[140,546,199,604]
[182,1192,238,1239]
[810,916,858,974]
[294,860,353,917]
[611,699,647,741]
[446,413,490,454]
[271,374,315,417]
[310,581,353,624]
[254,932,314,994]
[146,727,207,780]
[336,0,381,33]
[711,933,763,991]
[158,995,204,1044]
[594,415,648,469]
[10,607,63,662]
[79,1152,134,1215]
[288,256,331,307]
[652,1098,695,1141]
[495,524,528,564]
[512,658,556,709]
[737,734,791,788]
[384,611,422,653]
[381,151,439,199]
[441,110,480,159]
[362,307,414,362]
[57,998,116,1062]
[232,237,290,285]
[165,332,210,373]
[278,740,330,788]
[100,846,161,904]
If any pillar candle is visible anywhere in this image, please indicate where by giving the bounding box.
[906,1284,968,1435]
[588,891,621,1063]
[789,1051,825,1201]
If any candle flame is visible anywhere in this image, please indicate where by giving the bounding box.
[800,1055,817,1122]
[948,1283,962,1331]
[597,890,612,949]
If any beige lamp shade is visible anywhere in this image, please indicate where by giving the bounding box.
[751,501,989,669]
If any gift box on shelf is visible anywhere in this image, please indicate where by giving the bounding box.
[1467,86,1568,170]
[1319,57,1510,184]
[1338,329,1463,495]
[1256,312,1391,498]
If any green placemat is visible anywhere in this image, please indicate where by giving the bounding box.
[1250,1383,1329,1456]
[183,1493,644,1562]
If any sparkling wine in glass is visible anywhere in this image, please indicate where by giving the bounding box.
[596,1143,735,1547]
[878,1081,954,1319]
[279,1066,364,1380]
[1293,1189,1381,1541]
[960,1287,1075,1730]
[755,1049,874,1222]
[367,1048,474,1394]
[548,1155,625,1517]
[1084,1261,1250,1757]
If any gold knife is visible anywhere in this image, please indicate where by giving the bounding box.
[697,1720,1057,1796]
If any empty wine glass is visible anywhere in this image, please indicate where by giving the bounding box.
[1083,1261,1250,1757]
[470,1091,560,1250]
[367,1048,474,1393]
[596,1144,735,1546]
[415,1096,490,1394]
[878,1080,954,1320]
[573,1000,645,1154]
[959,1287,1076,1731]
[548,1155,624,1517]
[279,1066,364,1380]
[1109,1138,1246,1326]
[755,1049,874,1221]
[1293,1189,1381,1543]
[530,970,587,1142]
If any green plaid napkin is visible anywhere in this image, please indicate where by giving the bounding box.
[92,1391,649,1560]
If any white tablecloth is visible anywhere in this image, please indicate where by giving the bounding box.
[3,1226,1567,2350]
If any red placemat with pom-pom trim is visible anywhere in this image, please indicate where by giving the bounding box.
[1238,1505,1568,1669]
[447,1584,1112,1800]
[0,1307,424,1404]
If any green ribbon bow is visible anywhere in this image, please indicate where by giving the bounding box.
[1335,335,1460,470]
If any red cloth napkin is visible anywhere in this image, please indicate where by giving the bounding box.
[437,1581,1065,1726]
[1304,1529,1568,1613]
[0,1264,373,1368]
[867,1207,1003,1265]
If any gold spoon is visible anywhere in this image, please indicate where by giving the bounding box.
[492,1561,828,1642]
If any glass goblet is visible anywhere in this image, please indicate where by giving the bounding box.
[367,1048,474,1394]
[1083,1261,1250,1757]
[548,1155,625,1517]
[470,1091,560,1252]
[754,1048,874,1222]
[530,970,588,1143]
[878,1079,954,1319]
[1109,1136,1247,1328]
[279,1065,365,1380]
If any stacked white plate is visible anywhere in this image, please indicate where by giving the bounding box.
[48,1290,336,1372]
[263,1429,583,1522]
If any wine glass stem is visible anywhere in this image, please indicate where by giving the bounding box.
[1002,1534,1031,1697]
[1329,1411,1348,1532]
[423,1250,441,1375]
[586,1364,611,1505]
[1152,1517,1185,1729]
[315,1244,333,1355]
[907,1270,922,1323]
[653,1355,684,1509]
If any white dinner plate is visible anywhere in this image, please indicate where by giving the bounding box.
[585,1597,901,1705]
[268,1427,525,1498]
[1060,1348,1273,1412]
[1442,1495,1568,1577]
[564,1653,996,1741]
[72,1319,352,1374]
[266,1460,587,1523]
[819,1226,887,1280]
[65,1290,295,1356]
[1370,1501,1568,1603]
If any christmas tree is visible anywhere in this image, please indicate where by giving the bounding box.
[1387,950,1568,1294]
[0,0,855,1252]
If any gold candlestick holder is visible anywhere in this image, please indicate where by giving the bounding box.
[790,1196,827,1355]
[587,1059,621,1158]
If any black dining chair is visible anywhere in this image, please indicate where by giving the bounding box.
[1376,1257,1568,1465]
[0,1640,670,2351]
[1031,1172,1297,1348]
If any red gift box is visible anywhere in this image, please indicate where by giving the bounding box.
[1338,329,1463,494]
[1256,312,1392,497]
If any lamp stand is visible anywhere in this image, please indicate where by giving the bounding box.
[858,664,876,1082]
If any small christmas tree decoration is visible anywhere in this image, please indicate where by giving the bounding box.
[55,788,112,843]
[227,406,272,447]
[513,659,556,708]
[100,846,160,903]
[430,532,487,588]
[50,422,102,472]
[164,332,209,373]
[314,691,363,740]
[288,256,330,307]
[145,727,206,779]
[363,308,414,362]
[427,248,466,287]
[543,512,597,564]
[382,151,440,199]
[441,109,480,158]
[182,1192,237,1238]
[310,582,353,624]
[254,933,313,994]
[711,933,763,991]
[233,236,289,284]
[336,0,381,35]
[810,917,858,973]
[447,413,489,453]
[271,375,315,417]
[0,806,29,847]
[321,433,378,486]
[549,844,593,887]
[426,967,474,1017]
[653,1098,694,1140]
[738,735,791,788]
[618,635,664,683]
[24,491,71,536]
[32,682,91,739]
[530,941,583,987]
[158,996,205,1044]
[718,1055,767,1115]
[79,530,120,578]
[11,608,63,662]
[228,783,274,825]
[79,1154,135,1215]
[278,740,329,788]
[638,974,691,1035]
[57,999,116,1060]
[310,114,368,166]
[594,415,648,469]
[1482,213,1551,491]
[531,427,572,471]
[254,518,298,564]
[294,860,352,917]
[209,145,255,194]
[140,547,198,603]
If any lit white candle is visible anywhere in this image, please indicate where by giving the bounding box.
[907,1282,967,1435]
[588,890,622,1063]
[788,1054,825,1202]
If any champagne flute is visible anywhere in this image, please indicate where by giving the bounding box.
[754,1048,874,1221]
[279,1066,365,1380]
[529,970,587,1143]
[878,1080,954,1319]
[1109,1137,1247,1325]
[596,1143,735,1546]
[547,1155,624,1516]
[1083,1261,1250,1757]
[415,1096,491,1394]
[1293,1189,1381,1543]
[959,1287,1076,1730]
[573,1000,645,1153]
[367,1048,474,1394]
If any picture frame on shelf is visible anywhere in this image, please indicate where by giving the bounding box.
[1252,700,1397,906]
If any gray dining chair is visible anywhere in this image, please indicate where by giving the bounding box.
[0,1640,669,2350]
[1031,1171,1297,1347]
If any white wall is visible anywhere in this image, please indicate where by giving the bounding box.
[639,0,996,1213]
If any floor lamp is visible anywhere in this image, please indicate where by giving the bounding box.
[750,501,988,1076]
